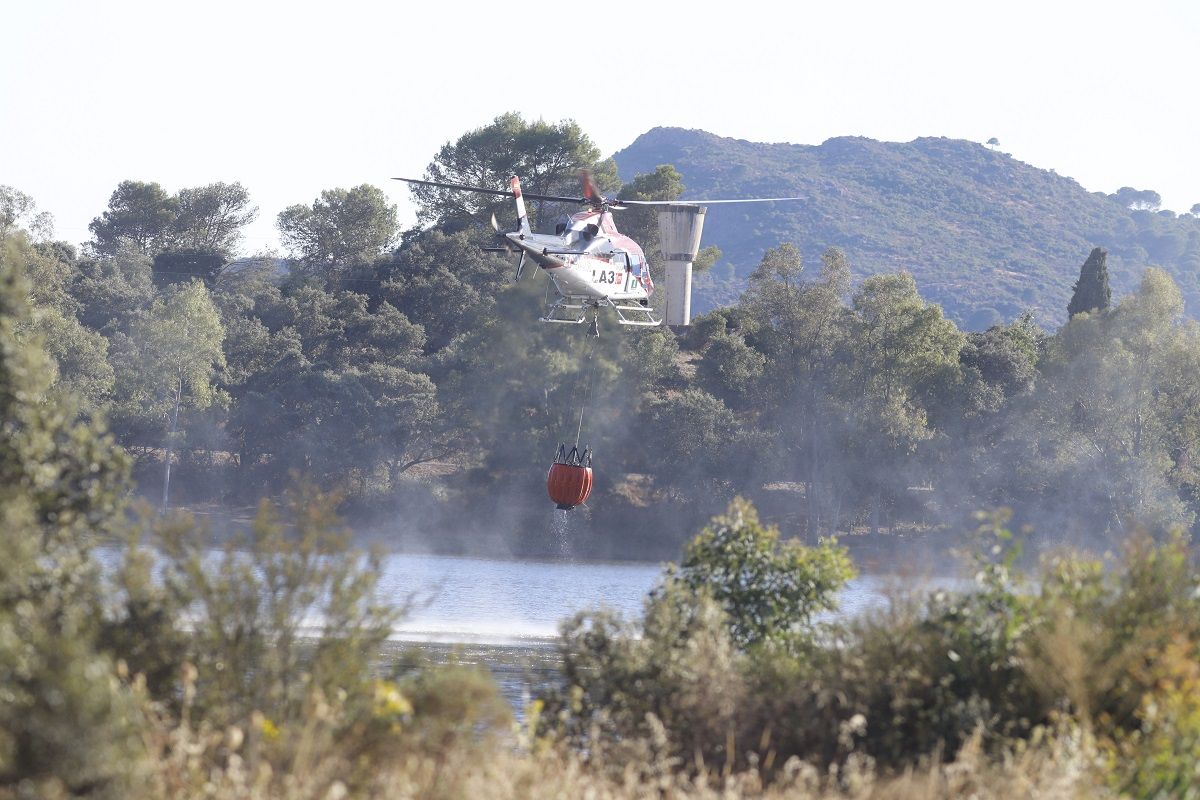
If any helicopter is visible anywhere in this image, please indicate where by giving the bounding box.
[393,171,803,328]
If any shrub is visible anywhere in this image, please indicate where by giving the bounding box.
[673,497,855,651]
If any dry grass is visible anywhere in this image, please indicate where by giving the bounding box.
[118,721,1111,800]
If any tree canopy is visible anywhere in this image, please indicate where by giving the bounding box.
[409,112,618,233]
[277,184,398,273]
[1067,246,1112,318]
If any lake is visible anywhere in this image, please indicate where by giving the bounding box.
[377,552,908,644]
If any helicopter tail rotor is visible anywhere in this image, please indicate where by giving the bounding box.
[489,212,528,283]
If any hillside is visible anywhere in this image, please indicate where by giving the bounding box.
[613,128,1200,328]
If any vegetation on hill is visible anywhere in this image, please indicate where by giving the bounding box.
[5,111,1200,559]
[613,127,1200,329]
[7,149,1200,791]
[3,264,1198,795]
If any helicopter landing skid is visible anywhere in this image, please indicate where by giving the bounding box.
[606,298,662,327]
[539,298,588,325]
[540,297,661,327]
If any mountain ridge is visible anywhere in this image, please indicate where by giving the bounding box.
[612,128,1200,328]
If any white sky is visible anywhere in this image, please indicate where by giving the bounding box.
[2,0,1197,255]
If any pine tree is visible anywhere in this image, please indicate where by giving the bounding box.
[1067,247,1112,318]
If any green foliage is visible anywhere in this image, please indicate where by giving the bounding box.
[0,232,129,538]
[111,281,226,420]
[616,164,685,270]
[542,500,1200,787]
[675,497,855,649]
[1031,268,1200,535]
[150,489,402,727]
[71,244,156,333]
[625,325,680,386]
[696,330,765,403]
[88,180,178,257]
[3,235,116,409]
[107,280,226,503]
[1104,635,1200,798]
[277,184,398,273]
[641,388,743,486]
[544,587,744,769]
[1112,186,1162,211]
[398,660,512,756]
[0,223,143,796]
[26,303,116,409]
[0,185,54,240]
[30,120,1200,554]
[89,180,256,261]
[375,229,507,350]
[171,181,258,257]
[0,509,149,797]
[411,111,617,233]
[543,499,852,768]
[1067,246,1112,318]
[958,312,1043,412]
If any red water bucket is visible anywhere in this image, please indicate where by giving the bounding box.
[547,462,593,510]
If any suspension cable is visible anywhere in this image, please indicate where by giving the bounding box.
[574,314,601,448]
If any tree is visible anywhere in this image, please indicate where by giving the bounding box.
[696,331,765,405]
[171,181,257,257]
[357,363,448,486]
[626,326,681,387]
[1,231,129,536]
[1112,187,1162,212]
[957,312,1043,414]
[88,180,179,256]
[71,245,156,333]
[377,231,509,350]
[110,282,226,507]
[277,185,398,273]
[671,497,854,650]
[1035,268,1199,536]
[743,245,852,533]
[0,185,53,240]
[986,137,1000,150]
[23,305,115,410]
[1190,203,1200,217]
[617,164,685,257]
[409,112,618,233]
[0,228,144,794]
[844,272,965,531]
[641,388,744,489]
[1067,246,1112,318]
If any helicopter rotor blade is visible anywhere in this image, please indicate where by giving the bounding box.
[514,250,526,283]
[618,196,807,206]
[393,176,589,205]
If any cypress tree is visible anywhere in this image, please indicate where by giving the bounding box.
[1067,247,1111,318]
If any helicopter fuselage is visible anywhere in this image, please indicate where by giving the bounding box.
[504,209,654,304]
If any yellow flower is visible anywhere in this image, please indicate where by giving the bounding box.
[259,716,281,742]
[372,680,413,719]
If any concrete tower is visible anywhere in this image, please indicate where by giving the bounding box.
[656,205,707,326]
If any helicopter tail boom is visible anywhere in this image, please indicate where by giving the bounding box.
[509,176,532,236]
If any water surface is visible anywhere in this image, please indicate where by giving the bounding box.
[377,552,903,644]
